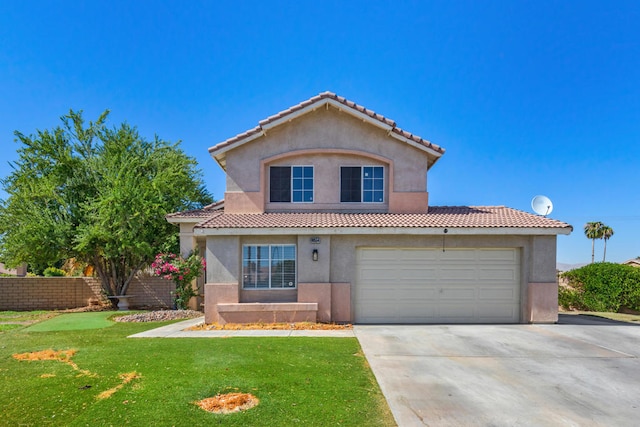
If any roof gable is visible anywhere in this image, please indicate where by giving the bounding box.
[208,92,445,170]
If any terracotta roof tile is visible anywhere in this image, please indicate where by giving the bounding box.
[166,200,224,220]
[209,91,445,156]
[194,206,571,230]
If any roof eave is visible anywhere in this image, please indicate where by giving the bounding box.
[166,217,207,224]
[209,129,266,171]
[386,131,444,168]
[194,226,573,236]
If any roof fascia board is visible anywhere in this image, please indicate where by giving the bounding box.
[166,217,209,224]
[194,226,572,236]
[209,130,266,161]
[388,130,443,160]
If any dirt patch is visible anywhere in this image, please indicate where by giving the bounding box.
[97,371,141,400]
[12,348,95,377]
[190,321,353,331]
[196,393,259,414]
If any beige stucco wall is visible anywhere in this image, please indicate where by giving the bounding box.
[222,106,432,213]
[179,223,198,256]
[202,232,559,323]
[206,235,239,283]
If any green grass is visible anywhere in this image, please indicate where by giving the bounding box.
[0,310,55,323]
[0,311,57,332]
[0,311,395,426]
[24,312,117,332]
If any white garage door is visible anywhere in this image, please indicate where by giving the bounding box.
[355,248,520,324]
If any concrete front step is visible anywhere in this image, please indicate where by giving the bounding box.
[216,302,318,324]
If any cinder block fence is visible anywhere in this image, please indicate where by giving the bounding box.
[0,276,176,311]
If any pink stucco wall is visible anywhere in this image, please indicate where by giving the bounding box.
[527,282,559,323]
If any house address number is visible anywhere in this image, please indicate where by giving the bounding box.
[310,237,321,244]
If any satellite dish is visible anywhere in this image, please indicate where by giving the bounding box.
[531,195,553,216]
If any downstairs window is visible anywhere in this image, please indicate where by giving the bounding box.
[242,244,296,289]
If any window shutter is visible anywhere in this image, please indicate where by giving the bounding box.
[340,167,362,202]
[270,166,291,202]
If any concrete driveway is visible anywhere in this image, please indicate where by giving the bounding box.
[355,315,640,427]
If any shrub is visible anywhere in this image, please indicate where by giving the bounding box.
[560,263,640,312]
[43,267,66,277]
[151,252,205,310]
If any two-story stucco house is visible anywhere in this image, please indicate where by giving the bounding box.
[168,92,572,325]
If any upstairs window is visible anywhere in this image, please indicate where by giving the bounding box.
[270,166,313,203]
[340,166,384,203]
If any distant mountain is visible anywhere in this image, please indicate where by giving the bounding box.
[557,262,588,272]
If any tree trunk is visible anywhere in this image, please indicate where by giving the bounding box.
[591,238,595,263]
[603,239,607,262]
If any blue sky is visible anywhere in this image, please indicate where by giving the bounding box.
[1,0,638,264]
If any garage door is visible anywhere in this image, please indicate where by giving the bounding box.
[355,248,520,324]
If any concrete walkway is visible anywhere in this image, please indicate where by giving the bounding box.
[128,317,356,338]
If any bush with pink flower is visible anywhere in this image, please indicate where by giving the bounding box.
[151,251,205,309]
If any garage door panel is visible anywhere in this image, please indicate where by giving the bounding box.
[478,267,518,280]
[478,287,518,301]
[441,250,476,261]
[360,269,398,280]
[477,249,517,261]
[437,304,475,319]
[358,248,399,262]
[439,268,477,280]
[477,305,518,320]
[356,248,520,324]
[440,288,476,300]
[400,249,440,262]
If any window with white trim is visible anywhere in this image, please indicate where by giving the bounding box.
[340,166,384,203]
[269,166,313,203]
[242,244,296,289]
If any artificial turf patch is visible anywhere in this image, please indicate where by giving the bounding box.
[24,311,117,332]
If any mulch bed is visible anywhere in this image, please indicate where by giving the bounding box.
[190,321,353,331]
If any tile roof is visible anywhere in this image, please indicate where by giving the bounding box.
[208,91,445,157]
[194,206,572,231]
[166,200,224,220]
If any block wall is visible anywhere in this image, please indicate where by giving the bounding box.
[0,277,176,311]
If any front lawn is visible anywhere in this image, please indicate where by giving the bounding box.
[0,311,395,426]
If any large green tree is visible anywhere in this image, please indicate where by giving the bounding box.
[0,110,212,297]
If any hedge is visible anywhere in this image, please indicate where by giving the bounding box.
[559,263,640,312]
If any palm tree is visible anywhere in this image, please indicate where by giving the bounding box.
[584,221,604,263]
[601,225,614,262]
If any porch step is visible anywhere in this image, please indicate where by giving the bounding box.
[216,302,318,324]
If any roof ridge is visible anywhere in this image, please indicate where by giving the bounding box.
[208,92,445,157]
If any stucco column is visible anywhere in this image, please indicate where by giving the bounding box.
[527,236,559,323]
[179,223,200,310]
